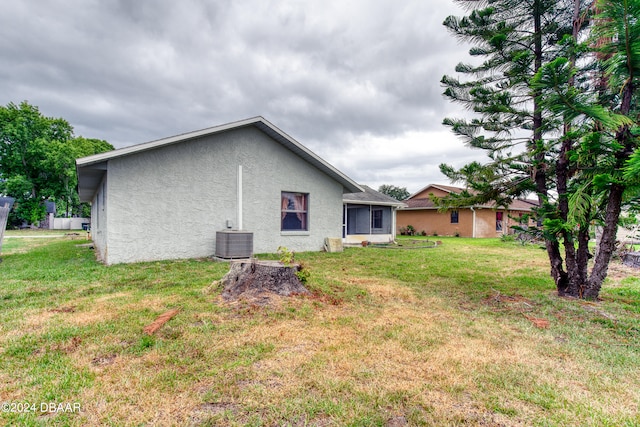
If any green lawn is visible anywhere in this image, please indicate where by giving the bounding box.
[0,233,638,426]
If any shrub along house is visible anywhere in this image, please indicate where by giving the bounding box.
[342,185,406,245]
[396,184,537,238]
[76,117,363,264]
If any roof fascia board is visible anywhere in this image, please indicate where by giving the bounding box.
[400,207,440,211]
[76,117,264,167]
[343,199,405,207]
[76,116,364,194]
[430,184,457,193]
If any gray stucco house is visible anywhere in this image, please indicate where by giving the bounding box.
[76,117,363,264]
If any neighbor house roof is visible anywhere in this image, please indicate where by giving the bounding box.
[408,183,466,199]
[76,117,363,202]
[343,185,407,207]
[403,184,537,212]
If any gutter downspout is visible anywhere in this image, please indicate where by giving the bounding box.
[470,206,476,238]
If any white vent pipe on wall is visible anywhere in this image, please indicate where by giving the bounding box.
[237,165,243,230]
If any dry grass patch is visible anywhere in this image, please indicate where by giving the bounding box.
[78,263,640,424]
[1,236,639,426]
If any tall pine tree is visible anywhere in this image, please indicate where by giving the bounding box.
[438,0,639,299]
[532,0,640,298]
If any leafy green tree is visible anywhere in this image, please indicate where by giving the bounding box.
[0,101,113,225]
[47,136,114,217]
[438,0,638,299]
[378,184,410,201]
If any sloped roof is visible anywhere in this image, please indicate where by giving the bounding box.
[403,183,538,212]
[76,117,363,202]
[343,185,407,207]
[408,183,466,199]
[403,198,438,209]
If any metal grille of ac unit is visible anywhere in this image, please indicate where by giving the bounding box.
[215,230,253,259]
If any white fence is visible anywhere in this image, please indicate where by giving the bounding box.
[49,215,90,230]
[0,204,9,254]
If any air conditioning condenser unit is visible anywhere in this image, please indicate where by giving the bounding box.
[215,230,253,259]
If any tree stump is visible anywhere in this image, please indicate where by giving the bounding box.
[220,259,309,303]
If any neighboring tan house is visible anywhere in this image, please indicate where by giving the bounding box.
[397,184,537,238]
[342,185,406,245]
[76,117,363,264]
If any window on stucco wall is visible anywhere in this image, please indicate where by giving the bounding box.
[281,192,308,231]
[496,212,503,231]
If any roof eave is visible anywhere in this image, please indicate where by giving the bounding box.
[344,199,406,207]
[76,117,267,167]
[76,117,364,197]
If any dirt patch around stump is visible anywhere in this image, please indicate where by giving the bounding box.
[218,259,309,306]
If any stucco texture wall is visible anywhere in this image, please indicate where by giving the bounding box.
[102,127,343,264]
[91,177,108,262]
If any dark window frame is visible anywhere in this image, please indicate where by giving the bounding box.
[450,210,459,224]
[496,211,503,231]
[281,192,309,231]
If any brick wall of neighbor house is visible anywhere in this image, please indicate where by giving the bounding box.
[101,127,344,264]
[396,184,535,238]
[474,208,504,238]
[397,207,523,238]
[397,209,474,237]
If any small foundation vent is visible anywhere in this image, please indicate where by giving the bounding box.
[215,230,253,259]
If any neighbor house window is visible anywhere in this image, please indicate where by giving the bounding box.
[371,209,383,229]
[496,212,503,231]
[450,210,459,224]
[281,192,308,231]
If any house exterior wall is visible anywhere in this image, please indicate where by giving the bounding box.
[397,207,523,238]
[91,176,108,262]
[474,208,505,237]
[397,209,473,237]
[98,127,344,264]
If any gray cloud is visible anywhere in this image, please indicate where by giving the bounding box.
[1,0,487,192]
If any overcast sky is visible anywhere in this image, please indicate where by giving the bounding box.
[0,0,486,194]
